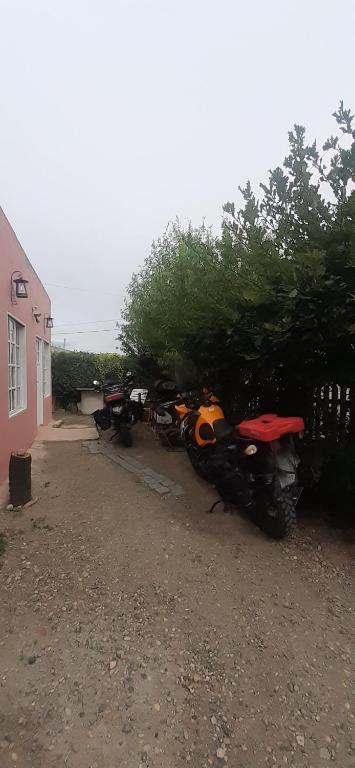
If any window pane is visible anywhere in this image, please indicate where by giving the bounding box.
[8,342,14,364]
[8,318,25,414]
[8,317,15,342]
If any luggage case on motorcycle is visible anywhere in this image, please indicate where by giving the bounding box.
[92,409,111,431]
[237,413,304,442]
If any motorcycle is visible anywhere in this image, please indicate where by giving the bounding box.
[149,379,182,448]
[91,373,143,446]
[157,384,304,539]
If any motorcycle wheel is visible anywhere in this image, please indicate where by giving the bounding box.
[119,423,132,447]
[186,445,212,481]
[256,487,296,539]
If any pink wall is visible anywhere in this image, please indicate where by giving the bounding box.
[0,208,52,483]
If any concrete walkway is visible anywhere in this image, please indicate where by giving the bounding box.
[36,424,98,442]
[83,439,185,497]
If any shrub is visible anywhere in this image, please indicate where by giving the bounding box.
[51,351,125,402]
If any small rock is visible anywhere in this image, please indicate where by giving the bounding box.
[216,747,226,759]
[154,703,160,712]
[211,715,217,726]
[183,730,189,741]
[11,754,18,762]
[122,722,132,734]
[65,707,71,717]
[296,734,305,747]
[109,660,117,671]
[28,655,37,665]
[320,747,331,760]
[6,504,14,511]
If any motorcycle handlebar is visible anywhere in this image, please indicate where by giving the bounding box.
[156,390,210,415]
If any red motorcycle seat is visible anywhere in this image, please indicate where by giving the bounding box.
[237,413,304,442]
[105,392,126,403]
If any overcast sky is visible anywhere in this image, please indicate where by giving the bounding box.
[1,0,354,352]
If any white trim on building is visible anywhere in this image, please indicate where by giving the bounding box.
[8,314,27,417]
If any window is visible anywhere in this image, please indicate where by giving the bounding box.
[42,340,50,397]
[8,316,26,415]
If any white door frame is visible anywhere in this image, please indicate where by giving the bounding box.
[36,337,44,425]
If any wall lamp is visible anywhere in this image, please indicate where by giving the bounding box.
[11,271,29,303]
[45,315,54,329]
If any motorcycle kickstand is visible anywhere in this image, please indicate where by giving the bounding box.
[207,499,232,514]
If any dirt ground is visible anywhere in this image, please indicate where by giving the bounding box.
[0,420,354,768]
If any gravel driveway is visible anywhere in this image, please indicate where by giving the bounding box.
[0,426,354,768]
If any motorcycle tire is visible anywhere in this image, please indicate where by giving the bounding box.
[186,445,212,482]
[256,487,296,539]
[119,424,132,447]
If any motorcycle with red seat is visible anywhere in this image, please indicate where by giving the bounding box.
[157,386,304,539]
[92,373,143,446]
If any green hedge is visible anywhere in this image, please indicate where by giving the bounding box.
[51,351,125,402]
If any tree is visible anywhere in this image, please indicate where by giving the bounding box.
[121,103,355,409]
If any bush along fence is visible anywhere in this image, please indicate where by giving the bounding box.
[51,351,126,406]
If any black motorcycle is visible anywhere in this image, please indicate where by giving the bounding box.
[92,374,143,446]
[157,384,305,539]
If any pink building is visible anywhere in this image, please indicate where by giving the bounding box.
[0,208,52,483]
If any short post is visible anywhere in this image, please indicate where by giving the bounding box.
[9,450,32,507]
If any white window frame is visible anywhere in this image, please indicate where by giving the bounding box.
[42,339,51,397]
[8,314,27,417]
